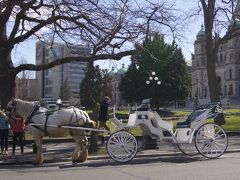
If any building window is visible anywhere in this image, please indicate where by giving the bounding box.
[220,54,223,62]
[201,57,205,66]
[224,85,227,96]
[204,87,207,98]
[229,69,232,80]
[228,84,233,95]
[239,84,240,96]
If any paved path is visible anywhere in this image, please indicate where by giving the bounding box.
[1,135,240,165]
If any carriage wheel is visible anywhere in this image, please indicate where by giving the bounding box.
[195,123,228,159]
[107,131,138,163]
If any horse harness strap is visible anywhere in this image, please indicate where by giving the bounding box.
[25,104,40,124]
[69,107,81,126]
[44,113,50,136]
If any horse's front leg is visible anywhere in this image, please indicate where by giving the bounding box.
[34,137,44,164]
[28,126,44,164]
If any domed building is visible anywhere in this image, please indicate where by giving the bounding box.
[191,22,240,104]
[109,64,127,107]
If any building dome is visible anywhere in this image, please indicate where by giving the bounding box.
[117,63,127,75]
[197,25,205,37]
[109,66,116,77]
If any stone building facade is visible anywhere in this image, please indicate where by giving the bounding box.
[109,64,127,107]
[191,25,240,103]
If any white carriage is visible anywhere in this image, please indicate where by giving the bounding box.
[107,101,228,163]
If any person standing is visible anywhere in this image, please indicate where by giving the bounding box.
[10,113,25,157]
[0,110,10,155]
[98,96,111,131]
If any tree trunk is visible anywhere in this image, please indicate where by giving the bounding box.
[202,0,220,103]
[205,39,220,102]
[0,46,16,109]
[89,102,100,153]
[0,71,16,109]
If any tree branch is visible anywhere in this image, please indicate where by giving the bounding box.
[15,49,136,73]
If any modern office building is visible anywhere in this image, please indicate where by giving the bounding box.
[36,42,89,102]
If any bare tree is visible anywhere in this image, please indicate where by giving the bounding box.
[0,0,179,108]
[198,0,240,102]
[15,58,34,100]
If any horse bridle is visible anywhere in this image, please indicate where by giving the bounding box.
[6,99,40,123]
[6,99,17,120]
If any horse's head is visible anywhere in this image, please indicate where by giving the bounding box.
[6,98,17,120]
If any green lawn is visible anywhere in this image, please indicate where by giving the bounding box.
[222,115,240,132]
[224,109,240,113]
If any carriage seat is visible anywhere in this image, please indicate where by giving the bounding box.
[176,110,206,128]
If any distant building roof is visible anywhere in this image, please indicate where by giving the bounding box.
[117,63,127,75]
[109,67,116,77]
[197,25,205,37]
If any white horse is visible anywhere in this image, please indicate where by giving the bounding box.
[6,99,95,164]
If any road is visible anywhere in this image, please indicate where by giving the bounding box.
[0,152,240,180]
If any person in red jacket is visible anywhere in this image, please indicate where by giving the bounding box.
[10,113,25,157]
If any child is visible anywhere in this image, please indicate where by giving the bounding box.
[11,113,25,157]
[0,110,10,155]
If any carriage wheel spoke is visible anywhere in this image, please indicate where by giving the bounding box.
[107,131,137,163]
[195,123,227,159]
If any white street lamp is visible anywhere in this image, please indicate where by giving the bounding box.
[146,71,161,110]
[146,80,150,84]
[56,98,62,110]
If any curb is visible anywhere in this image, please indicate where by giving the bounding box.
[1,148,240,166]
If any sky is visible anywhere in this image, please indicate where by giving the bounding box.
[11,0,201,74]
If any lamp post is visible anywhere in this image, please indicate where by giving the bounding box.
[56,98,62,110]
[146,71,161,110]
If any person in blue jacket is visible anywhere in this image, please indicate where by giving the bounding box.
[0,110,10,155]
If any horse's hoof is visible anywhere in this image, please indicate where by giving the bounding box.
[32,161,42,165]
[72,160,78,164]
[33,158,44,165]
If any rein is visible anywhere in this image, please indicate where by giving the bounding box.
[25,104,40,124]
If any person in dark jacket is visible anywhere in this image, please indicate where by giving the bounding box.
[0,110,10,155]
[10,113,25,157]
[98,96,111,131]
